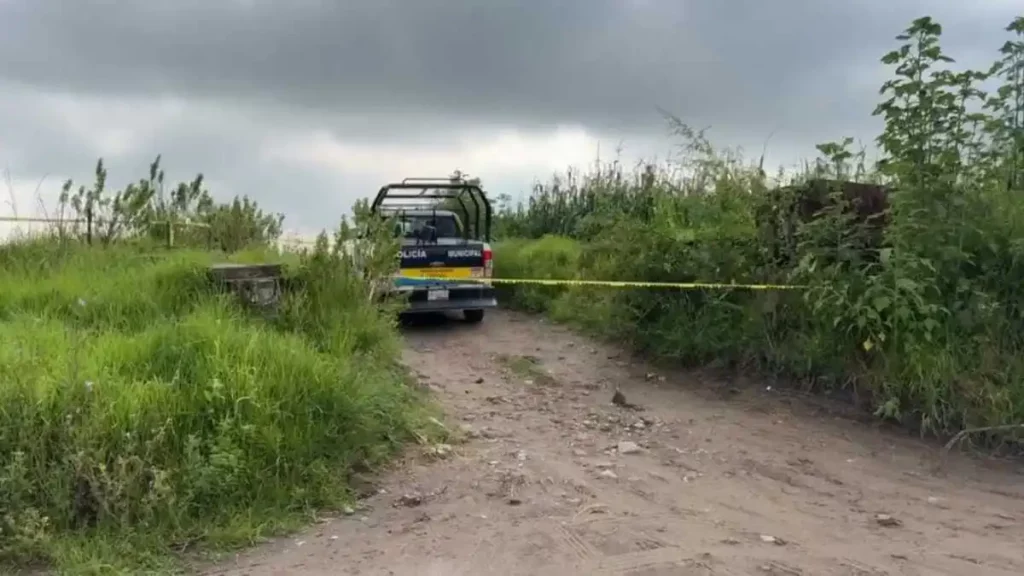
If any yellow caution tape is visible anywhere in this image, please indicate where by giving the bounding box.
[396,275,804,290]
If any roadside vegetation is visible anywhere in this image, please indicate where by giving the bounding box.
[494,16,1024,443]
[0,159,433,574]
[3,12,1022,575]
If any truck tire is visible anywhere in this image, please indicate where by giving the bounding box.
[463,309,485,323]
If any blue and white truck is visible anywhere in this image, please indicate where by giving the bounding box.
[370,178,498,323]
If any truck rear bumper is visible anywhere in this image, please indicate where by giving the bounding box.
[386,283,498,314]
[404,295,498,313]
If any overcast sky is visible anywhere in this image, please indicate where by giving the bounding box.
[1,0,1020,239]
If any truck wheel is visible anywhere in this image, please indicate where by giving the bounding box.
[463,309,485,323]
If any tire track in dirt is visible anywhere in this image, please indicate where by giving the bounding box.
[205,310,1024,576]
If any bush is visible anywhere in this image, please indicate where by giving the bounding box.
[494,15,1024,440]
[494,235,581,312]
[48,155,283,251]
[0,232,429,573]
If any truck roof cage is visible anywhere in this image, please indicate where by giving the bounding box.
[371,178,492,241]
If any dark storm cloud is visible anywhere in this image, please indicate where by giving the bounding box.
[1,0,1021,235]
[0,82,345,230]
[1,0,1018,142]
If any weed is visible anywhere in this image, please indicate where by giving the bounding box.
[496,354,558,387]
[0,167,430,573]
[494,15,1024,443]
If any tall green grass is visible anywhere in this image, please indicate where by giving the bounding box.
[0,235,430,574]
[495,15,1024,441]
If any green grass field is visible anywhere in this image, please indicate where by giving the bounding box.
[0,238,435,574]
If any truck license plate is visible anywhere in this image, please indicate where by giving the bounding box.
[427,289,449,301]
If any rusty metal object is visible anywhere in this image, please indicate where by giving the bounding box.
[208,262,284,313]
[756,179,891,266]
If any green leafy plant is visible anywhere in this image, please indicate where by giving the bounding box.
[54,156,283,250]
[494,14,1024,439]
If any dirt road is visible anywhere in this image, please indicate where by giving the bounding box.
[207,310,1024,576]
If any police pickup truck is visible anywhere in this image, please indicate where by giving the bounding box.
[372,178,497,323]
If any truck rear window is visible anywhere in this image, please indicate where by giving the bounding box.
[395,215,460,239]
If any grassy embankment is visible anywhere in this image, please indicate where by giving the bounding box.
[0,169,437,574]
[494,16,1024,442]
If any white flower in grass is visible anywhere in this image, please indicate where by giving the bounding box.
[77,298,87,308]
[84,380,94,392]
